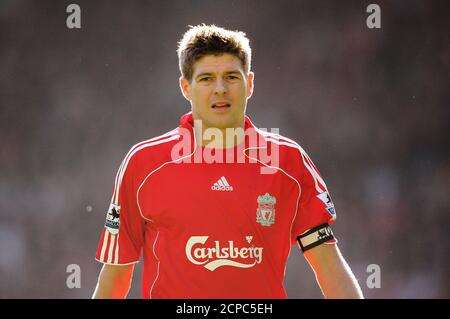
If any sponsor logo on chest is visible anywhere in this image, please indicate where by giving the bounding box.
[185,236,263,271]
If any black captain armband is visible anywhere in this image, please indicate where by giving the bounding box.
[296,223,334,252]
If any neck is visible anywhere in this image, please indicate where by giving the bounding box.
[193,120,245,149]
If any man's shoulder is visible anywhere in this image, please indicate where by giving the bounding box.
[257,129,306,157]
[123,128,182,166]
[253,128,317,178]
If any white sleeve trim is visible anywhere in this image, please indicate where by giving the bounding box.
[95,258,140,266]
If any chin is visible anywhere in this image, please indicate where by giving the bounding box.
[194,110,243,130]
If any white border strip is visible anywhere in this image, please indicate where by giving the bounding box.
[99,230,109,262]
[149,231,160,299]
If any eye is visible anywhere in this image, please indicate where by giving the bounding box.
[226,75,239,80]
[199,77,212,82]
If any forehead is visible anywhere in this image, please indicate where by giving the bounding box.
[192,53,244,75]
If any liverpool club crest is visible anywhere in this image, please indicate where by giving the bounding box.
[256,193,276,226]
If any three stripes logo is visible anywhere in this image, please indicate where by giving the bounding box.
[211,176,233,191]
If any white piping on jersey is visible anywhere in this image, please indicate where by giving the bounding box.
[256,127,327,192]
[95,258,139,266]
[107,233,115,263]
[256,125,327,189]
[111,130,178,205]
[299,149,327,193]
[263,137,327,194]
[100,230,109,262]
[136,129,197,223]
[149,231,160,299]
[112,129,178,204]
[114,233,119,264]
[113,130,180,205]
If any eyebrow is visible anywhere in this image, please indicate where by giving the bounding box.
[195,71,242,79]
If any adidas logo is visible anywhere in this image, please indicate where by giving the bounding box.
[211,176,233,191]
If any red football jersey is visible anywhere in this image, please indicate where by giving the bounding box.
[96,112,337,298]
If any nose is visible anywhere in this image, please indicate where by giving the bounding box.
[213,78,227,95]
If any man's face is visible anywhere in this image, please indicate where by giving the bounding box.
[180,53,254,130]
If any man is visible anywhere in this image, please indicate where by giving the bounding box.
[92,24,364,299]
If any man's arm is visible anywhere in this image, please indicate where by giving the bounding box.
[92,264,135,299]
[303,243,364,299]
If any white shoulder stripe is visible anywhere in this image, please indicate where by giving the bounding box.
[300,152,326,193]
[264,138,301,150]
[112,129,179,203]
[264,137,327,193]
[114,233,119,264]
[256,129,301,148]
[99,231,109,262]
[113,133,180,205]
[107,234,116,263]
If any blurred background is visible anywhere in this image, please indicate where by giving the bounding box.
[0,0,448,298]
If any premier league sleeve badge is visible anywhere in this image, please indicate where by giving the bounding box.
[105,203,121,235]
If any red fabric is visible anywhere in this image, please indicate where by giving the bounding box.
[96,113,336,298]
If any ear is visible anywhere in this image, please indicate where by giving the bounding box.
[246,72,254,99]
[179,76,191,101]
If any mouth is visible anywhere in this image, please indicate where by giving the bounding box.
[211,102,231,110]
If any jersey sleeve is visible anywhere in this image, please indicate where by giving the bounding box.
[95,151,145,265]
[290,147,337,246]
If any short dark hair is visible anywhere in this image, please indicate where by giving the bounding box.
[177,24,252,82]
